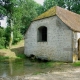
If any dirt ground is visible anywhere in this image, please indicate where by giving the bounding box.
[23,66,80,80]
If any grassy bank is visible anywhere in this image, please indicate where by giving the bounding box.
[0,54,26,61]
[0,40,25,60]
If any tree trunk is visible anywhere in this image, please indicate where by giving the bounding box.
[9,19,13,49]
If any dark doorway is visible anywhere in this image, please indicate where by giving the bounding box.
[38,26,47,42]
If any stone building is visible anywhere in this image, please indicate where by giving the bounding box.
[24,6,80,62]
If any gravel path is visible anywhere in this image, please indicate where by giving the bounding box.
[23,67,80,80]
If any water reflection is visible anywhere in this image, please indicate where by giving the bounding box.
[0,61,9,77]
[0,58,53,78]
[9,60,13,76]
[0,59,25,77]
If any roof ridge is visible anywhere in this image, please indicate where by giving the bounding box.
[34,6,57,21]
[33,6,80,32]
[56,6,80,17]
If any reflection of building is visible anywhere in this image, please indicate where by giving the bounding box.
[0,16,7,28]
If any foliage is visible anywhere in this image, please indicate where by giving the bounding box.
[43,0,80,14]
[5,27,11,46]
[0,37,6,49]
[0,27,5,37]
[0,56,9,61]
[0,26,23,48]
[0,28,5,48]
[43,0,64,11]
[13,29,23,44]
[0,27,10,48]
[0,0,41,48]
[21,0,38,34]
[35,3,44,15]
[16,54,26,59]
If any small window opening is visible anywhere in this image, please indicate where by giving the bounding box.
[38,26,47,42]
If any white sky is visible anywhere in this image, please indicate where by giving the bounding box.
[0,16,7,28]
[34,0,44,5]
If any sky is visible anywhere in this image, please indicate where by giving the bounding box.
[34,0,44,5]
[0,16,7,28]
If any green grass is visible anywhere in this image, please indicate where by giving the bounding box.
[40,62,54,69]
[0,54,26,61]
[16,54,26,59]
[39,61,64,69]
[0,56,9,61]
[72,61,80,66]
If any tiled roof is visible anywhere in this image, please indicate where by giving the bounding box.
[34,6,80,32]
[34,6,56,20]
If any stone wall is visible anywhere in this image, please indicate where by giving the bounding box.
[24,16,73,62]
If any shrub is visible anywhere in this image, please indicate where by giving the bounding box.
[5,27,11,47]
[0,28,5,37]
[0,37,6,49]
[0,26,23,48]
[13,30,23,44]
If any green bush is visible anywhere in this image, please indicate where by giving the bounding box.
[0,28,6,49]
[4,27,11,47]
[0,27,23,48]
[0,56,9,61]
[0,37,6,49]
[13,30,23,44]
[0,28,5,37]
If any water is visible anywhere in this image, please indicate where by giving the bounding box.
[0,58,53,78]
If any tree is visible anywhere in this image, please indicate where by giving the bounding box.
[0,0,50,49]
[64,0,80,14]
[0,0,17,48]
[34,3,44,15]
[43,0,80,14]
[0,0,41,48]
[43,0,64,11]
[21,0,38,34]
